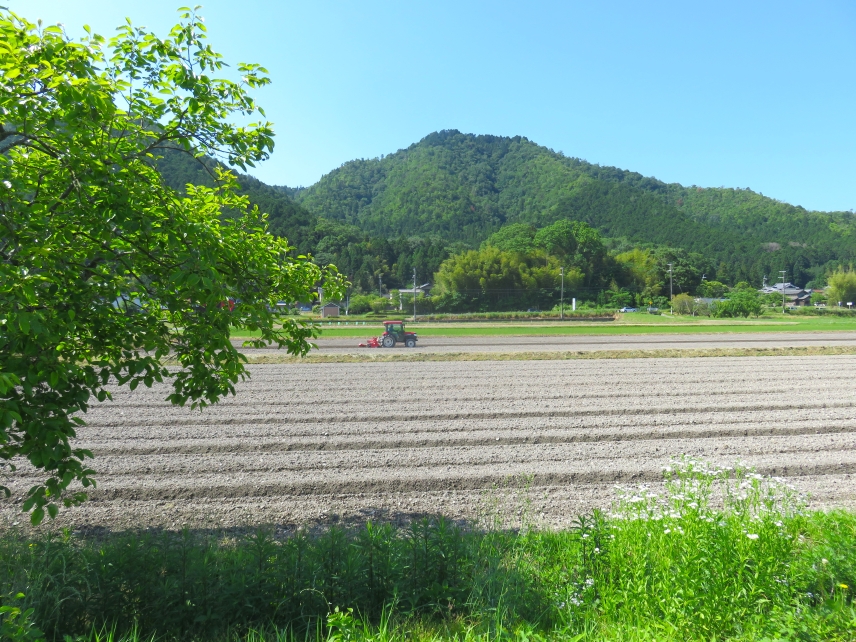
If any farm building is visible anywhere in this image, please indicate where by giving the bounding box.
[321,302,340,318]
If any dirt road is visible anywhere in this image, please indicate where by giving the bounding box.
[3,355,856,531]
[304,331,856,355]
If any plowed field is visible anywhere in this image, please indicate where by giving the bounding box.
[3,355,856,531]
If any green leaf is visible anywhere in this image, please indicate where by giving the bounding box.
[30,507,45,526]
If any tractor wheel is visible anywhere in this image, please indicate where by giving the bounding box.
[382,335,395,348]
[405,338,416,348]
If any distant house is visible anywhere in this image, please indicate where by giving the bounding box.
[758,282,812,306]
[321,302,340,318]
[396,284,432,310]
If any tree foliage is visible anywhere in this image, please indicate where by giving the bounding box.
[432,246,580,311]
[0,9,341,522]
[697,280,729,299]
[826,267,856,307]
[483,223,536,254]
[711,288,763,318]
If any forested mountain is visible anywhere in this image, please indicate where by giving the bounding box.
[154,131,855,298]
[155,148,320,255]
[154,147,462,292]
[296,130,856,286]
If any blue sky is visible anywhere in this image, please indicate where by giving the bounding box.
[12,1,856,212]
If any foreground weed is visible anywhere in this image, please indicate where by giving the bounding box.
[5,460,856,641]
[593,457,808,637]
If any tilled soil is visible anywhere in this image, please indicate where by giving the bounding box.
[3,355,856,531]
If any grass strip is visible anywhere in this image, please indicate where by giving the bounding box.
[241,344,856,364]
[2,459,855,641]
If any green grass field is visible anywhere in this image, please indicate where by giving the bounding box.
[229,313,856,339]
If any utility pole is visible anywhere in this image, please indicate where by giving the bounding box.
[779,269,787,313]
[667,263,674,314]
[413,267,417,322]
[560,267,565,320]
[378,275,382,298]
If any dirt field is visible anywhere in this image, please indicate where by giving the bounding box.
[3,354,856,531]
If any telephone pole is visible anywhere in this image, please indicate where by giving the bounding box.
[779,269,787,313]
[413,267,417,321]
[667,263,674,314]
[560,267,565,320]
[378,275,382,298]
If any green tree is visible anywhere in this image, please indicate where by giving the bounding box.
[810,291,827,306]
[482,223,536,254]
[696,280,729,298]
[651,247,708,296]
[826,267,856,307]
[433,246,572,311]
[672,293,706,316]
[614,248,661,298]
[534,219,577,259]
[0,9,342,523]
[711,289,762,318]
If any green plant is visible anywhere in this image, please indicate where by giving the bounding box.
[0,593,44,642]
[827,267,856,307]
[711,289,763,318]
[369,298,390,314]
[0,7,343,523]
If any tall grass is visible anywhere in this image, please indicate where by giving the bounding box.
[2,459,856,641]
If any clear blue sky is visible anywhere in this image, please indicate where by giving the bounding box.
[12,1,856,212]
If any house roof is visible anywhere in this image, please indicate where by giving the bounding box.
[759,282,808,296]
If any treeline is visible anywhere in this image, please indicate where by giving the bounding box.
[430,220,710,312]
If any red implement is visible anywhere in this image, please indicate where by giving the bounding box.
[358,336,382,348]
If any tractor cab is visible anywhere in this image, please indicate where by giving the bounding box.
[381,320,418,348]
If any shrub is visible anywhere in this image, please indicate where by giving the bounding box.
[672,293,701,315]
[347,294,386,315]
[712,289,762,318]
[370,297,390,314]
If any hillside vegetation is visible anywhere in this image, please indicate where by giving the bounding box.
[296,130,855,287]
[155,131,856,301]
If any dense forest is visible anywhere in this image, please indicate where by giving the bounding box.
[296,130,856,288]
[154,131,856,308]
